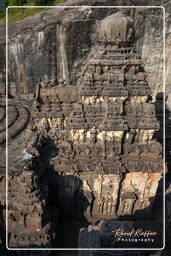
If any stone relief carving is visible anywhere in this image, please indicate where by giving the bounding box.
[0,9,163,249]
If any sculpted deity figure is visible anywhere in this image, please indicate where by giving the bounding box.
[95,65,102,75]
[90,126,97,144]
[103,65,109,74]
[110,134,117,156]
[99,193,113,215]
[84,65,95,81]
[123,199,133,214]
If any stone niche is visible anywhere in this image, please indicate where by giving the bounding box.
[55,172,161,223]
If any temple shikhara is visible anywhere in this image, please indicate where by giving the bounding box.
[0,8,163,251]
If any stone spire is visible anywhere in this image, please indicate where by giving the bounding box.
[99,9,134,44]
[52,11,163,222]
[18,10,163,227]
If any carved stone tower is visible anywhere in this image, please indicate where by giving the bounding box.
[53,10,163,222]
[6,10,163,249]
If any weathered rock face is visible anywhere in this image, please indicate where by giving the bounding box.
[0,1,167,100]
[1,8,163,249]
[0,0,169,252]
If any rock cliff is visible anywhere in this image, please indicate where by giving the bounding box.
[0,0,170,255]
